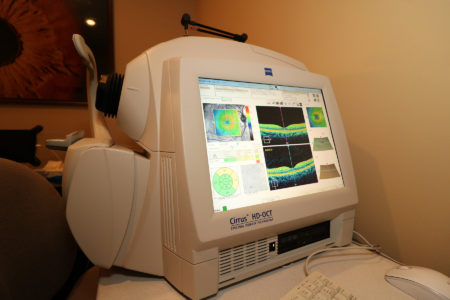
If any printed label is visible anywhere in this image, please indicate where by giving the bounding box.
[230,210,274,230]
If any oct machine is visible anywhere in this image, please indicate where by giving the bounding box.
[64,35,358,299]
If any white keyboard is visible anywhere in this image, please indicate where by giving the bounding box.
[281,271,361,300]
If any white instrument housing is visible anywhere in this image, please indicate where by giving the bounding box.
[64,37,357,299]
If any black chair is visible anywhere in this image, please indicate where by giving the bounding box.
[0,158,98,300]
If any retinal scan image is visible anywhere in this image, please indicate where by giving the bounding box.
[203,103,254,142]
[256,106,309,146]
[263,144,318,190]
[307,107,327,127]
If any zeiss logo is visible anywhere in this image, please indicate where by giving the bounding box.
[264,67,273,76]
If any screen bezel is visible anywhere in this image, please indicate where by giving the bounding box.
[168,56,357,246]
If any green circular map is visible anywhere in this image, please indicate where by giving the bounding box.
[213,168,239,197]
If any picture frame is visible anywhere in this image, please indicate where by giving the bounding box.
[0,0,114,106]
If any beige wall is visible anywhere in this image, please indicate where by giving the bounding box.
[0,0,196,164]
[1,0,448,276]
[196,0,450,274]
[114,0,196,73]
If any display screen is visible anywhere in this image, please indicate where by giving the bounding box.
[199,78,344,212]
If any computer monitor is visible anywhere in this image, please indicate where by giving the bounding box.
[198,78,344,213]
[64,36,358,300]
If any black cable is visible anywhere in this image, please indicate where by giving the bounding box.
[181,13,247,43]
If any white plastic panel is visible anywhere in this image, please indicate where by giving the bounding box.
[63,138,112,199]
[117,53,151,141]
[113,152,164,276]
[250,45,308,71]
[163,56,358,249]
[66,145,135,268]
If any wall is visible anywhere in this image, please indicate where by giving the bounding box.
[1,0,448,276]
[0,0,196,165]
[114,0,196,73]
[196,0,450,275]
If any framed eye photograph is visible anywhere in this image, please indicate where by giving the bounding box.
[0,0,114,105]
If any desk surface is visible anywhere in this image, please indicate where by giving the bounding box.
[97,248,413,299]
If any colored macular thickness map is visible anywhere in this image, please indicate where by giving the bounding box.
[307,107,327,127]
[213,167,239,197]
[203,103,253,142]
[213,109,241,136]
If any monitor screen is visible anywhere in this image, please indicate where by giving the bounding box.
[199,78,344,213]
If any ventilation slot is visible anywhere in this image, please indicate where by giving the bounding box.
[161,156,176,251]
[219,238,275,281]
